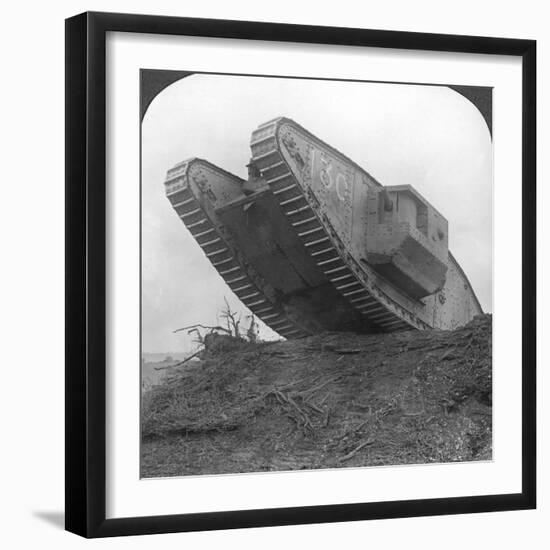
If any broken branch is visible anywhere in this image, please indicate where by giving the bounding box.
[339,438,376,462]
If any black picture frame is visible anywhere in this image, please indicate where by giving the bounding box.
[65,11,536,538]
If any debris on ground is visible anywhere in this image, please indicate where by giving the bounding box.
[141,314,492,477]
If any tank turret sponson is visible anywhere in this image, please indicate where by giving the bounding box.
[365,185,449,300]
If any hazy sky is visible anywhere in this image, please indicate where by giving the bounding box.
[142,74,492,354]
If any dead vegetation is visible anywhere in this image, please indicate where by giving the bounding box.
[141,314,492,477]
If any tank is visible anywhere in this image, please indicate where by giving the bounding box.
[164,117,483,339]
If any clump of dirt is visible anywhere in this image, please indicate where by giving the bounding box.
[141,315,492,477]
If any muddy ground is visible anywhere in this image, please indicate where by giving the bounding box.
[141,315,492,477]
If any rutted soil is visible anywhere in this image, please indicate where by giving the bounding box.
[141,315,492,477]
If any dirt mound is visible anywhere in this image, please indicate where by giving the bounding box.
[141,315,492,477]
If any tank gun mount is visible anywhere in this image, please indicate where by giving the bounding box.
[365,185,449,300]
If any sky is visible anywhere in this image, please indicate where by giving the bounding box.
[141,74,492,354]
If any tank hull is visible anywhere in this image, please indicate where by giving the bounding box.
[164,117,483,337]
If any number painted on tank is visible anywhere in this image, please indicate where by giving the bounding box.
[320,154,333,189]
[311,148,351,202]
[336,173,351,203]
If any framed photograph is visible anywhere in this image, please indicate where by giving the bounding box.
[65,11,536,538]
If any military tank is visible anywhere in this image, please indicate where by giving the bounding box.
[164,117,483,339]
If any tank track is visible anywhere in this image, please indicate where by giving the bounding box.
[250,118,426,333]
[164,159,310,339]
